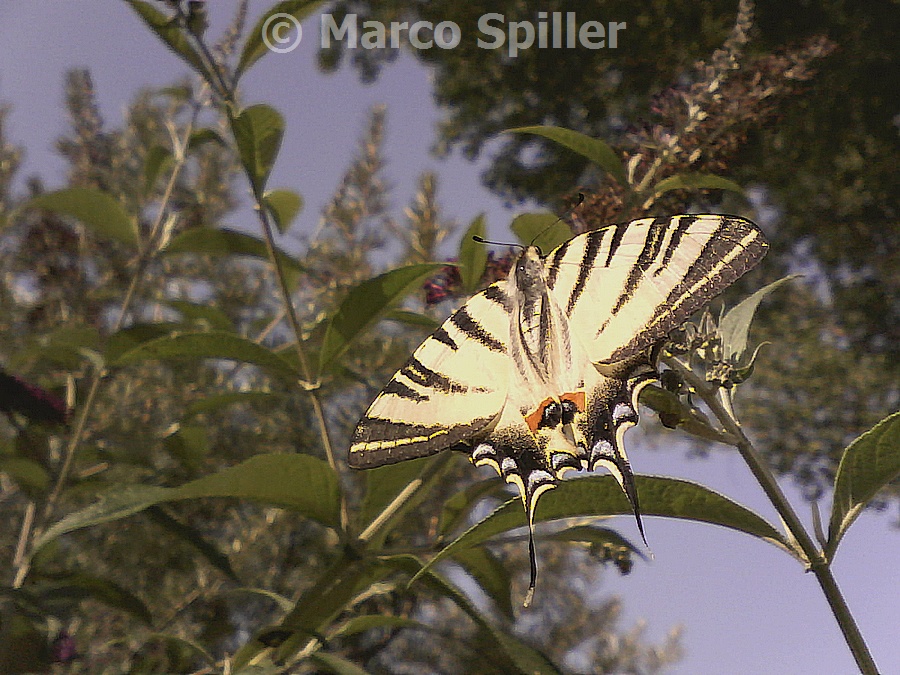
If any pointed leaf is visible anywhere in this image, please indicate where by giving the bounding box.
[318,263,446,373]
[510,212,571,253]
[826,412,900,560]
[187,128,227,151]
[146,506,238,582]
[139,634,215,668]
[451,546,514,620]
[143,145,173,196]
[719,276,796,361]
[105,322,185,364]
[360,456,436,532]
[230,104,284,196]
[649,173,745,200]
[124,1,209,78]
[230,588,294,613]
[508,125,626,185]
[22,188,137,247]
[359,455,451,548]
[32,573,152,625]
[458,214,488,292]
[420,475,799,578]
[267,559,394,664]
[163,227,304,289]
[307,653,371,675]
[438,477,506,536]
[383,309,442,331]
[34,453,342,552]
[328,615,422,639]
[264,189,303,234]
[236,1,324,78]
[0,458,50,493]
[110,330,301,382]
[167,300,234,331]
[386,555,560,674]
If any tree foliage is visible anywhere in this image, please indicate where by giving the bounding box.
[0,1,896,673]
[322,0,899,502]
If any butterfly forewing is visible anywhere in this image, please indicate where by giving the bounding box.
[349,289,512,468]
[548,215,768,363]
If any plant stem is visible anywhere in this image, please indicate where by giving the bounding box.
[666,356,878,674]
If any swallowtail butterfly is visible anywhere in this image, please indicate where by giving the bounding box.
[349,214,767,602]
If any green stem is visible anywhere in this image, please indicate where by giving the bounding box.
[666,357,878,674]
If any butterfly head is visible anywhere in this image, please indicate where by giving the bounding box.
[514,247,546,292]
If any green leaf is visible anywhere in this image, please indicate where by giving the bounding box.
[166,300,234,331]
[358,455,451,548]
[34,453,342,552]
[163,227,304,289]
[264,189,303,234]
[420,475,799,579]
[719,276,796,361]
[139,634,216,669]
[230,104,285,196]
[451,546,514,620]
[327,615,422,640]
[826,412,900,560]
[383,309,442,331]
[236,1,325,78]
[510,211,572,254]
[163,424,209,471]
[508,125,627,185]
[110,330,301,383]
[0,458,50,493]
[318,263,446,373]
[105,322,185,364]
[21,188,137,247]
[124,0,209,79]
[307,653,371,675]
[16,324,102,370]
[360,456,436,533]
[387,555,560,674]
[229,588,294,613]
[146,506,238,582]
[187,128,227,151]
[32,572,152,625]
[438,477,506,536]
[143,145,173,196]
[649,173,745,200]
[458,213,488,292]
[266,559,393,664]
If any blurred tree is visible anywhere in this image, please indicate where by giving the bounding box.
[321,0,899,503]
[0,68,677,672]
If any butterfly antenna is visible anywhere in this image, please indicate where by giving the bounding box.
[472,235,524,251]
[527,192,586,248]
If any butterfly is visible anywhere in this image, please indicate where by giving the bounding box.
[349,214,767,603]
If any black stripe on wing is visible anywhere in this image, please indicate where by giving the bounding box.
[656,214,695,275]
[349,416,496,467]
[401,356,471,394]
[610,222,667,315]
[603,216,768,362]
[565,229,605,315]
[451,306,506,353]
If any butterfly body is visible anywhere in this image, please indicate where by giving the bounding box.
[349,214,767,599]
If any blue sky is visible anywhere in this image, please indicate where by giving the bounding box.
[1,2,896,673]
